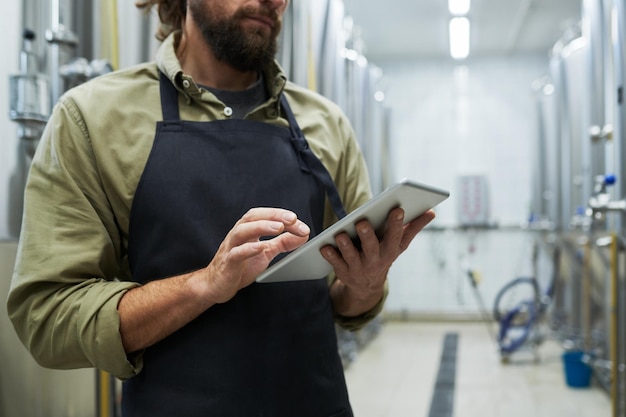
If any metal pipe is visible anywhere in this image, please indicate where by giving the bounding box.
[49,0,61,103]
[583,0,606,128]
[97,370,117,417]
[4,2,103,416]
[610,233,618,417]
[615,0,626,238]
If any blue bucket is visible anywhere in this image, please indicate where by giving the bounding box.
[562,350,592,388]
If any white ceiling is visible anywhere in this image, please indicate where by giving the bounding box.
[342,0,582,61]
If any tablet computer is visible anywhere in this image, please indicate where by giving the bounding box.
[255,178,449,283]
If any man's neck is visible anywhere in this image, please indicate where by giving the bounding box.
[176,28,259,91]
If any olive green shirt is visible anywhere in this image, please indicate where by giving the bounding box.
[7,32,386,379]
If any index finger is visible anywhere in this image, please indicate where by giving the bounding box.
[237,207,311,238]
[238,207,299,225]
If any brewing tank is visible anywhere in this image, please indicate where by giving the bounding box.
[2,1,156,416]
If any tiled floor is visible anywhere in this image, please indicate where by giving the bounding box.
[344,321,612,417]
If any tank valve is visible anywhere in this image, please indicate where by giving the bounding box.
[9,29,50,149]
[587,175,626,220]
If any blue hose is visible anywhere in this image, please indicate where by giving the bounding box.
[497,299,537,354]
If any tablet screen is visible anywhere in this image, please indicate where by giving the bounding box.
[255,178,449,283]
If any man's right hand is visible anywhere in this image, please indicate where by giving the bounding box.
[118,208,310,353]
[198,208,310,303]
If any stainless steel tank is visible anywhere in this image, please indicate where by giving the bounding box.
[583,0,610,191]
[550,27,590,231]
[278,0,391,191]
[537,26,590,348]
[317,0,348,110]
[614,0,626,236]
[610,1,626,413]
[531,77,559,228]
[522,0,624,405]
[3,1,154,416]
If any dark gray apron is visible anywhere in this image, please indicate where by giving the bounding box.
[121,72,353,417]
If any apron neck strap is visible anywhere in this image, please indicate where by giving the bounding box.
[160,71,182,121]
[280,95,348,220]
[158,71,348,220]
[280,94,305,139]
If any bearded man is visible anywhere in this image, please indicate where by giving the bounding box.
[7,1,434,416]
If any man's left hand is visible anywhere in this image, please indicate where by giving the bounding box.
[322,208,436,317]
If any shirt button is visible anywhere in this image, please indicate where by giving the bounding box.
[224,107,233,117]
[182,79,191,89]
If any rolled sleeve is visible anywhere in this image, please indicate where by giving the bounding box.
[6,98,139,379]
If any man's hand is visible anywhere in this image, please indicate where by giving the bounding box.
[200,208,310,303]
[119,207,310,352]
[322,208,436,317]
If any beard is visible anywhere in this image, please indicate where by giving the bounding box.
[189,1,282,72]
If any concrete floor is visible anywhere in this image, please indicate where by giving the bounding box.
[344,321,612,417]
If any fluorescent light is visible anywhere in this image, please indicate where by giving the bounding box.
[449,17,470,59]
[449,0,471,15]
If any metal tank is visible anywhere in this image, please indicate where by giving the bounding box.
[317,0,348,110]
[536,2,626,412]
[278,0,392,192]
[609,0,626,414]
[277,0,309,87]
[3,2,100,415]
[530,77,560,229]
[612,0,626,236]
[580,0,623,400]
[541,27,588,344]
[2,1,155,416]
[578,0,626,408]
[362,65,390,194]
[550,25,591,231]
[340,18,393,192]
[583,0,611,197]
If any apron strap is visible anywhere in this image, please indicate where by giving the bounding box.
[158,71,347,220]
[160,71,181,121]
[280,95,347,220]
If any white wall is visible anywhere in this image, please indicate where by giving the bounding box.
[375,55,551,315]
[384,228,547,318]
[0,3,22,239]
[380,55,550,228]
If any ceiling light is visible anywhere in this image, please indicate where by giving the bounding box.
[449,17,470,59]
[448,0,471,15]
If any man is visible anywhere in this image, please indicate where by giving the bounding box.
[7,0,435,416]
